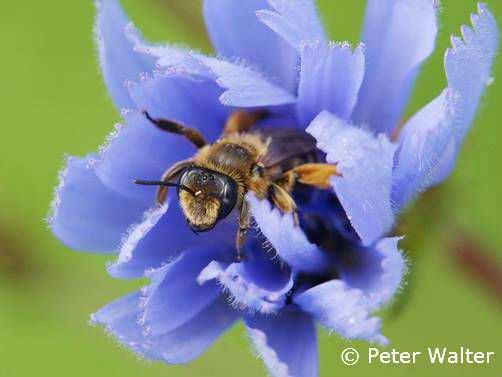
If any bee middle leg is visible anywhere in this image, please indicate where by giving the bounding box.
[223,110,267,135]
[268,183,299,226]
[270,163,341,224]
[235,199,251,262]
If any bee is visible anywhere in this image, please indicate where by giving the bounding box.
[135,110,340,261]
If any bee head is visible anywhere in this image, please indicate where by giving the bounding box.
[177,167,239,232]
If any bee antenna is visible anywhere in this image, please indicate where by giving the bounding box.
[134,180,196,196]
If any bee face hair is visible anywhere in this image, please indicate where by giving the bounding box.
[179,191,221,232]
[178,167,239,231]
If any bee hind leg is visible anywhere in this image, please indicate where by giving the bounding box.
[286,163,341,190]
[223,110,267,135]
[143,111,207,149]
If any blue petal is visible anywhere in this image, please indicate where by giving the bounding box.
[297,41,365,126]
[245,310,318,377]
[91,293,239,364]
[198,241,293,314]
[197,56,297,107]
[91,292,152,358]
[123,27,212,78]
[139,246,228,336]
[108,201,234,278]
[391,90,457,209]
[93,110,195,202]
[338,237,406,310]
[447,4,499,112]
[294,281,388,345]
[94,0,155,110]
[129,72,231,143]
[247,194,331,274]
[48,155,146,253]
[256,0,326,51]
[307,112,396,246]
[393,4,499,209]
[353,0,438,134]
[203,0,298,92]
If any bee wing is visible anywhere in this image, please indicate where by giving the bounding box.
[259,127,321,175]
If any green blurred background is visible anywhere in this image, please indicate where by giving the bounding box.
[1,1,501,376]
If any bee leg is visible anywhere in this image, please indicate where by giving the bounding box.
[143,111,207,149]
[156,160,193,204]
[223,110,267,135]
[273,170,296,193]
[288,163,341,190]
[235,200,251,262]
[268,183,299,226]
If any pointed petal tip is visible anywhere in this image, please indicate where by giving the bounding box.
[298,41,365,125]
[256,0,327,52]
[94,0,155,110]
[203,0,299,91]
[396,2,498,208]
[196,55,297,107]
[355,0,438,134]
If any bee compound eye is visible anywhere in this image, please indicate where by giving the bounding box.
[217,178,238,221]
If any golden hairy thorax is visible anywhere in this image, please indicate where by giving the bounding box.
[194,132,271,200]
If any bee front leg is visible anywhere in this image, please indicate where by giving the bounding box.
[235,199,251,262]
[156,160,193,204]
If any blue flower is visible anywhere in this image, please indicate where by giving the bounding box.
[48,1,498,376]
